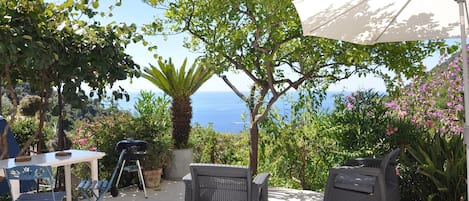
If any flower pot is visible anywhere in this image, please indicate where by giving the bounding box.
[165,148,193,180]
[143,168,162,190]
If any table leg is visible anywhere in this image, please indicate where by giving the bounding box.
[10,180,19,200]
[64,164,72,201]
[91,159,99,201]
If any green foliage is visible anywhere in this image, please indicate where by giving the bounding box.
[143,57,213,149]
[325,89,432,200]
[260,109,336,190]
[257,89,338,190]
[399,151,438,201]
[407,134,467,201]
[132,91,172,169]
[71,92,172,180]
[71,112,132,179]
[134,91,169,120]
[10,118,39,149]
[326,90,422,157]
[1,95,13,116]
[190,124,248,165]
[130,116,172,170]
[1,0,141,153]
[328,90,390,156]
[18,95,41,117]
[145,0,444,174]
[143,58,213,99]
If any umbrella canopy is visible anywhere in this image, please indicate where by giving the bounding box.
[293,0,469,199]
[294,0,466,45]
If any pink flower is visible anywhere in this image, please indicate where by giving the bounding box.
[78,138,88,146]
[386,124,398,136]
[424,120,434,127]
[386,124,394,136]
[385,101,399,110]
[346,95,356,104]
[398,110,407,118]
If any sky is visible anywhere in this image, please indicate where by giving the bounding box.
[93,0,441,93]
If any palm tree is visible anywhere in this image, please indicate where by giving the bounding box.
[143,58,213,149]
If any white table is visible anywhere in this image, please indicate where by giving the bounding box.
[0,149,106,201]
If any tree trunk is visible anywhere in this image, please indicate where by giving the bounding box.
[57,84,64,151]
[0,77,3,116]
[171,97,192,149]
[249,118,259,176]
[37,94,45,154]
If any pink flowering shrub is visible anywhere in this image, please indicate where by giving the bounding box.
[387,53,464,135]
[330,89,433,201]
[385,50,468,201]
[70,111,134,179]
[329,89,420,156]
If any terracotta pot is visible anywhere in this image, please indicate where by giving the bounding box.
[143,168,162,190]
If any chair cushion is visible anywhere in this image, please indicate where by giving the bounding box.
[334,173,376,193]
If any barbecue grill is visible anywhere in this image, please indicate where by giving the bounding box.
[115,139,148,160]
[114,139,148,198]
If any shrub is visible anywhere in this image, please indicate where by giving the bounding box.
[70,112,132,179]
[190,124,248,165]
[132,91,172,170]
[70,92,172,185]
[260,109,336,190]
[327,90,394,156]
[407,133,466,201]
[258,91,338,191]
[1,95,13,116]
[389,53,464,136]
[10,118,38,148]
[9,117,55,154]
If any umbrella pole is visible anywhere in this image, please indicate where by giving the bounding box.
[457,1,469,200]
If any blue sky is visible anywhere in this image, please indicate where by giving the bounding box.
[94,0,441,93]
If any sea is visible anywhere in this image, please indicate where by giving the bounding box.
[115,91,341,133]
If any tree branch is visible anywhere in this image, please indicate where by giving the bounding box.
[221,75,247,102]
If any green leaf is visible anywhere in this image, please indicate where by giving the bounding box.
[22,35,33,40]
[92,1,99,9]
[63,0,74,7]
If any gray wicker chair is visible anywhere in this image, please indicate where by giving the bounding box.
[324,148,401,201]
[183,163,270,201]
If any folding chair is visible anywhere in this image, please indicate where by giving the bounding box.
[4,165,65,201]
[78,148,126,201]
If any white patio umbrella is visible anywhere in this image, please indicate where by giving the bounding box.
[292,0,469,197]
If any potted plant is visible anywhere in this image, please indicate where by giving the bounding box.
[132,91,172,188]
[143,57,213,180]
[141,137,171,190]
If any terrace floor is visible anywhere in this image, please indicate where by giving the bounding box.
[95,180,324,201]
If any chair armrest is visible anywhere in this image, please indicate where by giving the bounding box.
[183,173,192,182]
[329,166,382,176]
[253,173,270,185]
[252,173,270,201]
[183,173,192,201]
[345,158,382,167]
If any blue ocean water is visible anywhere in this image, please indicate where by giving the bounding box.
[116,91,339,133]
